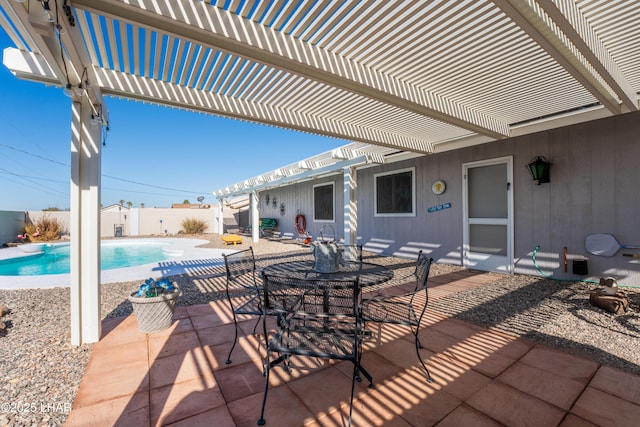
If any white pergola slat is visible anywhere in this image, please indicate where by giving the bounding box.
[541,0,636,110]
[71,0,511,139]
[215,147,390,199]
[90,66,434,152]
[495,0,620,113]
[2,0,640,345]
[7,1,636,135]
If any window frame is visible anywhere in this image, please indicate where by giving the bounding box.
[313,182,335,222]
[374,167,416,217]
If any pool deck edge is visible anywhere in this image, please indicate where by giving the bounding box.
[0,238,237,290]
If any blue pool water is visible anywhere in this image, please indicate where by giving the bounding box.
[0,241,170,276]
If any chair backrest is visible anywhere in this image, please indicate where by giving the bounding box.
[413,250,433,292]
[223,247,257,288]
[262,274,360,319]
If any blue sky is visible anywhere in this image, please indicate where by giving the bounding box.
[0,30,346,211]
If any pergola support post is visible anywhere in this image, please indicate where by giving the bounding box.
[343,166,357,246]
[216,199,224,235]
[250,191,259,243]
[69,98,102,346]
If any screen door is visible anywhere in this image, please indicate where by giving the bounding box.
[462,157,513,273]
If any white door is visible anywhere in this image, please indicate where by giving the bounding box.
[462,157,513,273]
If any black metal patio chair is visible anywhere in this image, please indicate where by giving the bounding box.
[361,250,434,383]
[223,247,263,364]
[257,274,369,427]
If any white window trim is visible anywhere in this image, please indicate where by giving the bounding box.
[313,182,335,222]
[374,167,416,217]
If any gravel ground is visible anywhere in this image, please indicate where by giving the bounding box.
[429,274,640,376]
[1,234,639,426]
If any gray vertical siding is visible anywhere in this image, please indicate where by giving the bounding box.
[271,111,640,286]
[258,175,344,241]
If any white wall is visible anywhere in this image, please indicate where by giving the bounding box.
[3,204,237,239]
[136,207,216,236]
[0,211,26,245]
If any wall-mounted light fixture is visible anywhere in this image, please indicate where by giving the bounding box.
[527,156,551,184]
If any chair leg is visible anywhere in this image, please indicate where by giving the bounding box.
[225,289,240,365]
[414,325,424,349]
[414,329,433,384]
[252,314,262,334]
[347,361,358,427]
[353,356,374,388]
[257,350,272,426]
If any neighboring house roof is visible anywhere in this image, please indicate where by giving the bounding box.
[101,204,130,212]
[171,204,212,209]
[2,1,639,198]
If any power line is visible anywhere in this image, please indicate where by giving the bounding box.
[0,169,206,197]
[101,185,202,197]
[103,175,209,195]
[0,143,211,195]
[0,143,68,167]
[0,169,67,184]
[0,171,68,198]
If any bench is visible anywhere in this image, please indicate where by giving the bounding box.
[244,218,278,237]
[221,234,243,245]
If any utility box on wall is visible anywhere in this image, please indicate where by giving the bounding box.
[573,259,588,275]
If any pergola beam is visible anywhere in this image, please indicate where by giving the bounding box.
[0,0,70,88]
[216,154,377,199]
[1,1,108,118]
[72,0,510,140]
[535,0,638,111]
[496,0,634,114]
[93,67,434,153]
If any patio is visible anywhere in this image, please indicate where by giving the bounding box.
[3,1,640,351]
[1,3,639,424]
[64,255,640,426]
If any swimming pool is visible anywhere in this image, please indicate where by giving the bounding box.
[0,241,171,276]
[0,238,233,289]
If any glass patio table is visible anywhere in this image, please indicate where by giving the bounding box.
[262,260,394,288]
[261,259,392,388]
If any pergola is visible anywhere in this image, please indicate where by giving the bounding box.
[1,0,638,345]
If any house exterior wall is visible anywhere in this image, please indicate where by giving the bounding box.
[258,175,343,241]
[268,111,640,286]
[100,207,130,236]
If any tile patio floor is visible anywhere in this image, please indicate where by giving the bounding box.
[65,271,640,426]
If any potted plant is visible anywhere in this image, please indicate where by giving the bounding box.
[128,278,180,333]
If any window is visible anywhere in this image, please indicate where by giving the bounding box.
[374,167,415,216]
[313,183,334,221]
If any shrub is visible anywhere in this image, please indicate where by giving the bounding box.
[24,215,65,242]
[181,218,208,234]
